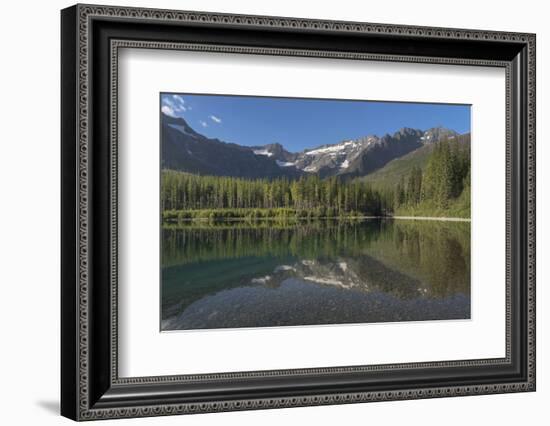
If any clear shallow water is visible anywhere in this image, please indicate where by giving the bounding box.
[161,219,470,330]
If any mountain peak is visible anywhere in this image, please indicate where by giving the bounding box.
[250,142,297,164]
[162,111,187,123]
[421,127,458,143]
[161,113,202,139]
[397,127,421,135]
[391,128,424,141]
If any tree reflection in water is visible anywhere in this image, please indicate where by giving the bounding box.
[161,219,470,330]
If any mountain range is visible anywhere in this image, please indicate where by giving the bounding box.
[161,112,464,180]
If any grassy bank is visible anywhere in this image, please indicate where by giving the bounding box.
[162,207,470,223]
[162,207,384,223]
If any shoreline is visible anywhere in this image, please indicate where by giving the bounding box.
[390,216,471,222]
[164,215,470,223]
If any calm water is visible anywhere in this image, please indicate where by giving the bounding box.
[161,219,470,331]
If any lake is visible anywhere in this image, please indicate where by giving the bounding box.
[161,219,470,331]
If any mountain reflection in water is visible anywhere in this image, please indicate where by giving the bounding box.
[161,219,470,330]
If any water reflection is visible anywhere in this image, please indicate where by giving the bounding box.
[161,219,470,330]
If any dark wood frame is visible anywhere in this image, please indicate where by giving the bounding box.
[61,4,536,421]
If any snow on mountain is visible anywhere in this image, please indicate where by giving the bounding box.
[253,149,273,157]
[304,140,357,156]
[276,160,296,167]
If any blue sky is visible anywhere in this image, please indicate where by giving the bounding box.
[161,93,471,152]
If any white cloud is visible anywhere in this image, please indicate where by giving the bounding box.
[162,94,187,116]
[161,105,177,117]
[209,115,222,124]
[171,95,186,109]
[199,120,208,127]
[162,97,174,108]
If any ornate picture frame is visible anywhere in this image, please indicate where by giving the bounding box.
[61,4,535,421]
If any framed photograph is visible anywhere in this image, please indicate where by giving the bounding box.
[61,4,536,421]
